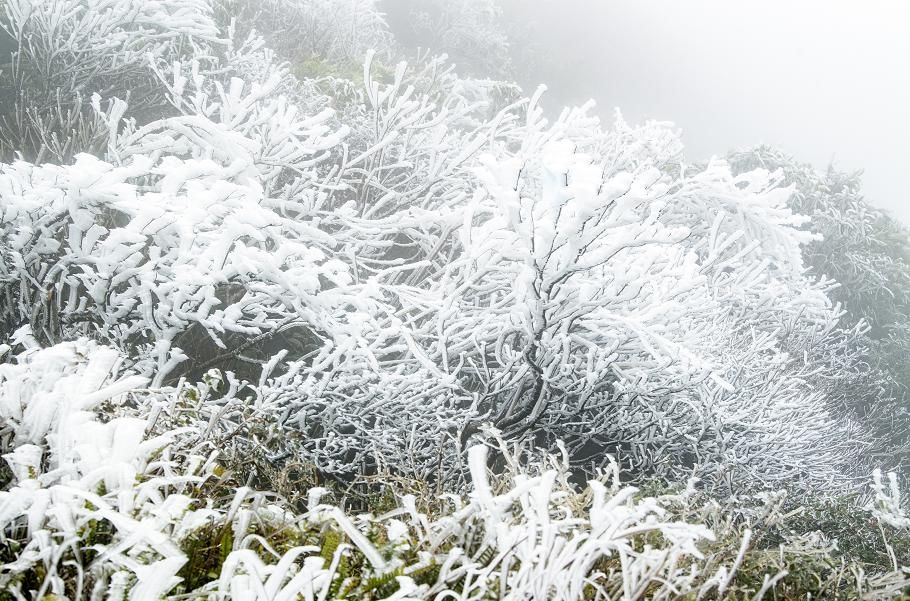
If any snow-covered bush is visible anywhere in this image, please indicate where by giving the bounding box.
[0,0,223,162]
[729,147,910,332]
[729,146,910,472]
[416,99,856,491]
[0,16,372,384]
[0,144,362,385]
[0,340,737,600]
[0,37,861,491]
[1,339,907,599]
[0,337,200,597]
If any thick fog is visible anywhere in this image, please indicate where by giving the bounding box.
[496,0,910,220]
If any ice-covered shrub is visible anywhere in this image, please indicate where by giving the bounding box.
[0,45,864,498]
[417,97,856,491]
[0,146,359,384]
[0,0,223,162]
[0,0,865,494]
[0,337,200,597]
[730,147,910,471]
[0,343,907,598]
[0,340,729,600]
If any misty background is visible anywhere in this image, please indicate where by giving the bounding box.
[389,0,910,220]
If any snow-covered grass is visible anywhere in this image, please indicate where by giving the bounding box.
[0,340,717,599]
[1,340,909,599]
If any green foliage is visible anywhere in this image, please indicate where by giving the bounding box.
[675,490,910,599]
[176,522,234,592]
[291,54,365,83]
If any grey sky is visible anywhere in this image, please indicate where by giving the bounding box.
[499,0,910,221]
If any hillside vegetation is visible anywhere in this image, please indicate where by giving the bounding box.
[2,1,910,598]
